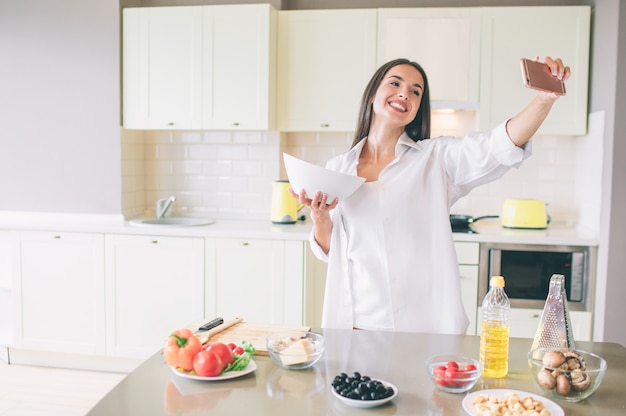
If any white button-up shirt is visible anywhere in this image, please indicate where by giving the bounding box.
[309,122,530,334]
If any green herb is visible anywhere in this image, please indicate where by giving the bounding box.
[222,341,256,373]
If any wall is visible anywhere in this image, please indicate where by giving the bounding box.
[122,112,588,227]
[0,0,122,215]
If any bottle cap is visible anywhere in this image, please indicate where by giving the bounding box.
[490,275,505,288]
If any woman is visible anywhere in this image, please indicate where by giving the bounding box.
[294,57,570,334]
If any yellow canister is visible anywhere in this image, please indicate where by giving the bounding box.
[271,180,304,224]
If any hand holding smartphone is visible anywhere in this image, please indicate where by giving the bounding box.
[520,58,566,96]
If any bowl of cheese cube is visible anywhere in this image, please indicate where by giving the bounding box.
[266,331,325,370]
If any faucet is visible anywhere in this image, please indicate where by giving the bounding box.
[156,195,176,219]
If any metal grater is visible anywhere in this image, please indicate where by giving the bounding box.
[531,274,576,351]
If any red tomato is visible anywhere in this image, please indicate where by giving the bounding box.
[444,367,460,387]
[233,346,244,356]
[163,329,202,371]
[434,365,447,386]
[227,343,237,351]
[205,342,234,366]
[464,364,477,372]
[446,361,459,369]
[193,350,224,377]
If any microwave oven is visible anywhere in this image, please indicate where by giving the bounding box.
[478,243,595,312]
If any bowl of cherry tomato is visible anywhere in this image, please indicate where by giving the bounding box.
[425,355,482,393]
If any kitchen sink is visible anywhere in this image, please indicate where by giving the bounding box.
[129,217,215,227]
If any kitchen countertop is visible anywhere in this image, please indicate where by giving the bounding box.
[0,211,598,246]
[87,329,625,415]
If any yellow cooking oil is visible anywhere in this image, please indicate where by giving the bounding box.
[479,275,510,378]
[479,322,509,378]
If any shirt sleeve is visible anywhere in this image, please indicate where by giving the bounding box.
[444,121,532,199]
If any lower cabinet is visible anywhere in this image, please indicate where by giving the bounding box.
[455,242,480,335]
[104,234,204,359]
[15,231,105,355]
[205,238,306,326]
[508,308,592,342]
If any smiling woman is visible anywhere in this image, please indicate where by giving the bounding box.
[293,56,571,335]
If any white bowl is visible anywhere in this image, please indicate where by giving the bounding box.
[283,153,365,203]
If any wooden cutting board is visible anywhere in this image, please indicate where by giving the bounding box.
[187,319,311,356]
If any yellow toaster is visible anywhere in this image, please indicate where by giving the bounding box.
[500,198,548,229]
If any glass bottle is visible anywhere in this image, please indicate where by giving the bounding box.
[479,275,510,378]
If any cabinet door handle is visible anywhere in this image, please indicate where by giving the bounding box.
[151,240,159,244]
[241,242,249,246]
[53,235,61,239]
[167,122,174,126]
[320,123,329,128]
[529,313,540,318]
[232,122,240,126]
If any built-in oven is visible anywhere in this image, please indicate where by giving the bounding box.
[478,243,595,312]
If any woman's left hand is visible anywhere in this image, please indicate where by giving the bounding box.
[536,56,571,102]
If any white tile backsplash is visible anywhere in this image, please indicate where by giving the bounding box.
[121,112,598,226]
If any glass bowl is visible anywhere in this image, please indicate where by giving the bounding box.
[528,348,607,402]
[425,355,482,393]
[266,331,325,370]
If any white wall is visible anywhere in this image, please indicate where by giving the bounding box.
[0,0,122,214]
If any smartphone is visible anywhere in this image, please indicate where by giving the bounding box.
[520,58,566,96]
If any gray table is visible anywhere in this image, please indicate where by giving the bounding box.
[87,329,626,415]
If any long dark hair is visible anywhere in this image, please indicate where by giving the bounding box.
[352,58,431,148]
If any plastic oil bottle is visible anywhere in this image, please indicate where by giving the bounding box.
[479,275,510,378]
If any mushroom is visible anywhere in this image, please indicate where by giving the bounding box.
[564,351,587,371]
[571,368,592,392]
[537,368,557,390]
[542,350,566,368]
[556,374,572,396]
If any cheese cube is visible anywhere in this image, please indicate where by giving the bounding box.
[279,338,315,366]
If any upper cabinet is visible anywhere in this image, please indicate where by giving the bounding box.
[377,8,481,110]
[277,9,377,132]
[123,7,203,130]
[122,4,276,131]
[479,6,590,135]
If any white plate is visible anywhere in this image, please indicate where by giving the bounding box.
[170,359,257,381]
[283,153,365,203]
[462,389,564,416]
[331,379,398,408]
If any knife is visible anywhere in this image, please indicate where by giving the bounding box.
[194,317,224,334]
[198,316,244,344]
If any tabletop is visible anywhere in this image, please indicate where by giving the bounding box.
[87,329,626,415]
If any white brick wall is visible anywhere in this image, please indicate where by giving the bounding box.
[121,111,595,226]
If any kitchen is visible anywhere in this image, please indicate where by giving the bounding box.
[1,0,625,414]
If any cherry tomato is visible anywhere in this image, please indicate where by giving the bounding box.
[227,343,237,351]
[233,346,244,356]
[444,367,460,387]
[205,342,234,366]
[446,361,459,369]
[434,365,447,386]
[464,364,477,372]
[193,350,224,377]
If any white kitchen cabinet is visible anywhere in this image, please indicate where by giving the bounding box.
[507,308,592,342]
[479,6,591,135]
[377,8,481,109]
[123,6,203,130]
[15,231,105,355]
[455,242,480,335]
[202,4,276,130]
[123,4,276,131]
[205,238,305,326]
[277,9,377,132]
[105,234,204,359]
[0,231,17,356]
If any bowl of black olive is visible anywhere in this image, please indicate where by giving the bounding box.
[331,371,398,408]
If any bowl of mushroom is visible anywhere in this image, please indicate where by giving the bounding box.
[528,348,607,402]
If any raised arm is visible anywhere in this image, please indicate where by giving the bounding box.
[505,56,571,147]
